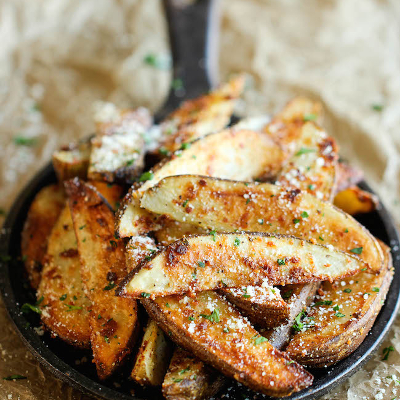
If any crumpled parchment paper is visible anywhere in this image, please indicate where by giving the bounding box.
[1,0,399,399]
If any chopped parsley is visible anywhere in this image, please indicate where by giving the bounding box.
[103,282,116,291]
[313,300,332,307]
[180,143,191,150]
[179,367,190,375]
[159,147,170,156]
[344,228,349,233]
[234,237,240,247]
[335,312,345,318]
[293,218,301,224]
[188,316,195,321]
[173,378,183,383]
[282,290,293,299]
[350,247,363,254]
[139,171,154,182]
[143,53,171,69]
[3,375,27,381]
[13,136,38,146]
[277,258,286,265]
[109,240,118,248]
[295,148,316,156]
[301,211,309,218]
[209,230,217,242]
[382,346,394,360]
[242,288,251,298]
[59,294,67,301]
[21,297,42,315]
[292,310,306,332]
[223,327,229,333]
[308,184,316,190]
[172,78,184,91]
[333,305,340,311]
[319,236,324,241]
[200,308,220,323]
[343,288,352,293]
[303,113,318,121]
[198,261,205,268]
[141,292,151,298]
[372,287,380,292]
[253,335,268,345]
[104,336,110,343]
[65,305,82,312]
[371,104,384,112]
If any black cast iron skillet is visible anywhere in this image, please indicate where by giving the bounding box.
[1,1,399,399]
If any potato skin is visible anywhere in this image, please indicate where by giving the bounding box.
[162,347,226,400]
[21,184,65,289]
[285,241,393,367]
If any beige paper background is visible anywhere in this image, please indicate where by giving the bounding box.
[0,0,399,399]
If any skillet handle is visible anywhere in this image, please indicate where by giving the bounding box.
[157,0,220,120]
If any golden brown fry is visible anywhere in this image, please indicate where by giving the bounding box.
[21,184,65,289]
[162,347,226,400]
[66,178,139,380]
[37,205,91,347]
[140,175,383,271]
[158,75,245,154]
[52,141,91,182]
[286,240,393,367]
[154,220,206,246]
[334,186,378,215]
[143,291,313,397]
[119,233,367,298]
[131,319,172,386]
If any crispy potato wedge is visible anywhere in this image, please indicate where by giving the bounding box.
[88,105,152,183]
[66,179,139,379]
[262,283,320,350]
[140,175,383,270]
[37,205,91,347]
[162,347,226,400]
[157,75,245,154]
[116,128,283,237]
[222,285,289,329]
[131,319,172,386]
[119,233,367,298]
[273,96,323,125]
[142,291,313,397]
[286,240,393,367]
[276,122,338,202]
[336,161,364,193]
[334,186,378,215]
[21,184,65,289]
[52,141,91,182]
[264,97,323,156]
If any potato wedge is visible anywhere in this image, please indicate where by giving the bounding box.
[272,96,323,125]
[66,178,139,379]
[131,319,172,386]
[116,128,283,237]
[286,240,393,367]
[119,233,367,298]
[262,283,320,349]
[140,175,383,270]
[157,75,245,154]
[52,141,91,182]
[334,186,378,215]
[88,104,152,183]
[142,291,313,397]
[276,122,338,202]
[37,205,91,347]
[222,286,289,329]
[162,347,226,400]
[21,184,65,289]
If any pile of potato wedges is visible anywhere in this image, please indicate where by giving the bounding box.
[21,75,391,399]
